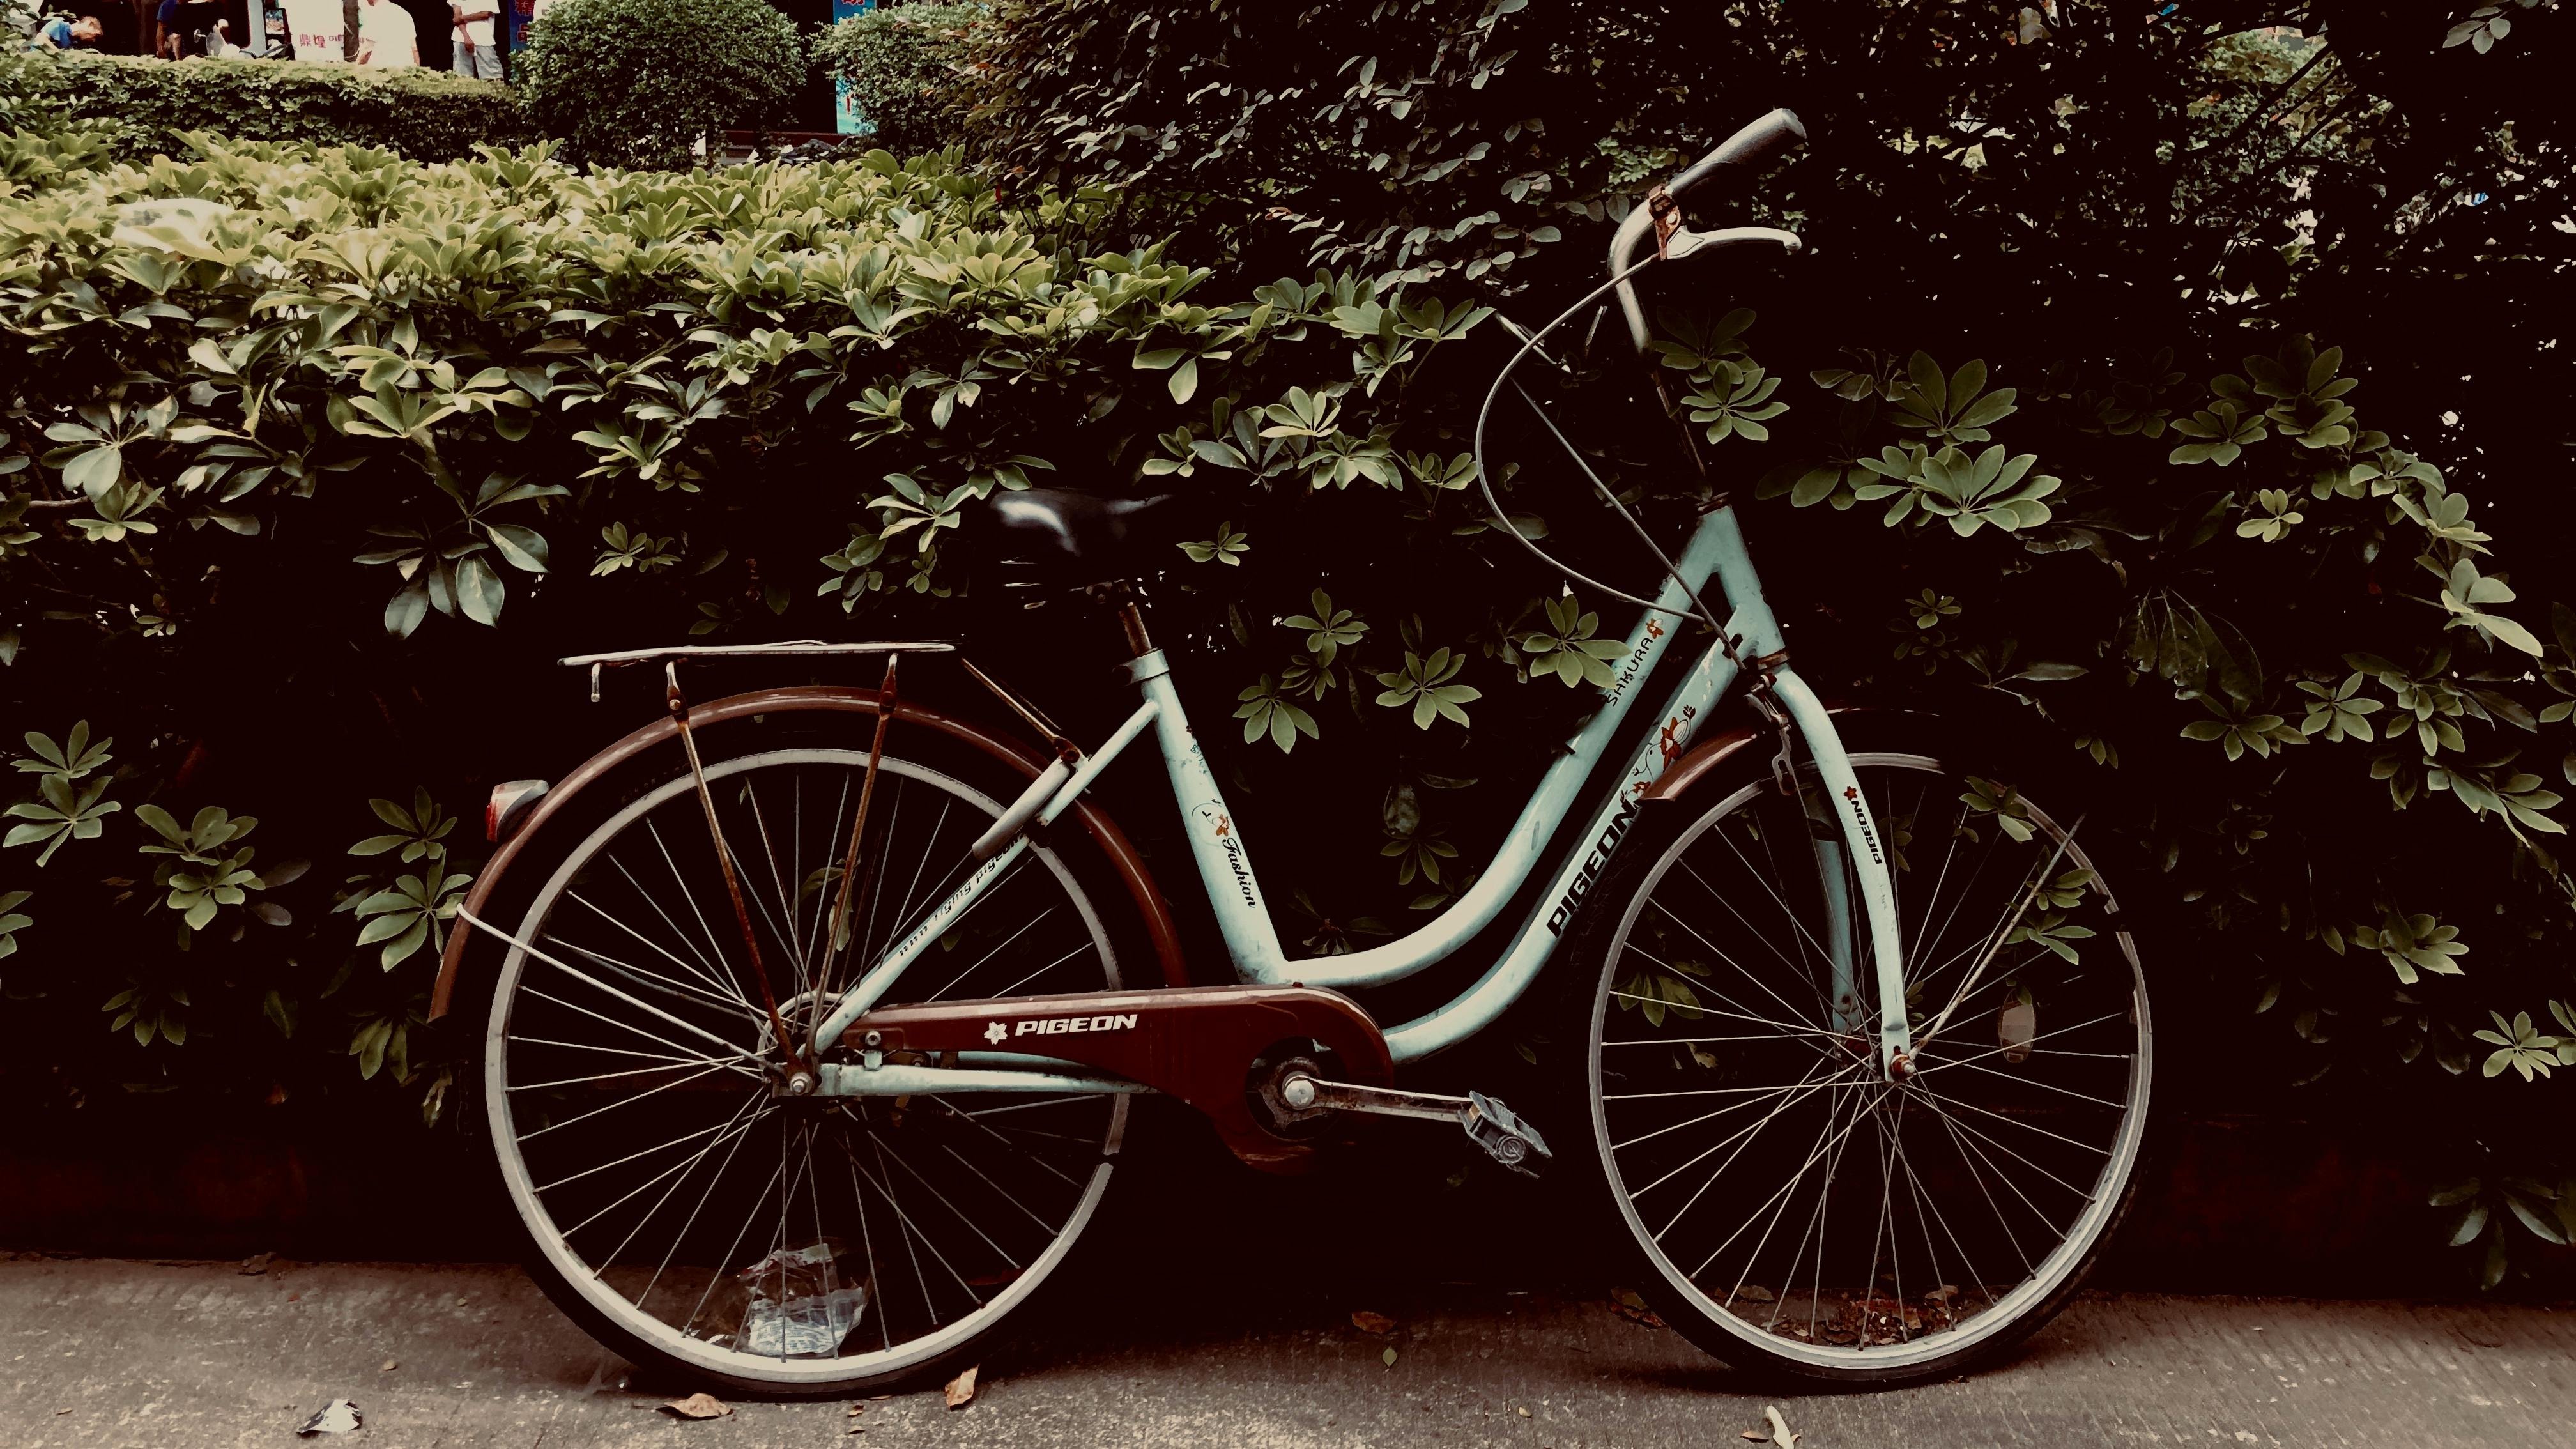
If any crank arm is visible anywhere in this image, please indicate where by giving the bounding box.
[1278,1075,1554,1176]
[1279,1075,1471,1122]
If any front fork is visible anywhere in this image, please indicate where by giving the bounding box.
[1756,670,1915,1080]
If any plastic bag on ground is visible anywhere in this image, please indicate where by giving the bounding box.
[735,1241,868,1358]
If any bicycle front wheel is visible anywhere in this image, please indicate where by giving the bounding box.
[1568,744,2151,1384]
[479,745,1130,1397]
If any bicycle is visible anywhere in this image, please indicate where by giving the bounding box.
[429,108,2152,1395]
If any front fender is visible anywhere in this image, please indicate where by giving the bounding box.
[427,684,1188,1020]
[1645,702,1900,802]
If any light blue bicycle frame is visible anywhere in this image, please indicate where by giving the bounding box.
[813,499,1917,1080]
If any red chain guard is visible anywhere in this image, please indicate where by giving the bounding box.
[843,985,1393,1174]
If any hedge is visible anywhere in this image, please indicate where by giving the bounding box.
[0,137,1478,1116]
[0,51,537,162]
[1,131,2563,1120]
[813,2,990,157]
[514,0,805,169]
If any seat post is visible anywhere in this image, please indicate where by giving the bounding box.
[1101,585,1154,659]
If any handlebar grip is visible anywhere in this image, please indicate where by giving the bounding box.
[1666,107,1807,202]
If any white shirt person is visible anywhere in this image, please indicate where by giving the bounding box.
[355,0,418,65]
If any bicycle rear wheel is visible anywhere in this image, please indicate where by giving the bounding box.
[1566,742,2150,1384]
[479,745,1128,1397]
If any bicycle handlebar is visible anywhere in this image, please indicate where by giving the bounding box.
[1668,107,1807,202]
[1606,107,1807,355]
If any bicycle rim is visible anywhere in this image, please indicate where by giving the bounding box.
[484,749,1126,1388]
[1587,751,2150,1374]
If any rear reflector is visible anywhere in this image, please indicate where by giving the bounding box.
[486,779,550,842]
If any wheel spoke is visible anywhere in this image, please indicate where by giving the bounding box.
[926,905,1057,1002]
[1647,896,1827,1037]
[1907,1084,2103,1202]
[646,818,739,990]
[519,982,749,1065]
[1911,1008,2129,1080]
[544,927,760,1022]
[578,1087,773,1255]
[517,1061,743,1142]
[1715,819,1843,1023]
[572,877,753,1009]
[1910,1079,2117,1157]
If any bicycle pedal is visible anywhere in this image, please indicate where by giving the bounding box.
[1271,1074,1550,1177]
[1464,1091,1552,1179]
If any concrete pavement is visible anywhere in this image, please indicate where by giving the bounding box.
[3,1257,2571,1448]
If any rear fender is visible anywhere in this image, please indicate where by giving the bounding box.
[427,685,1188,1020]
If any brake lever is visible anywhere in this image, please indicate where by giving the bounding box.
[1662,224,1805,263]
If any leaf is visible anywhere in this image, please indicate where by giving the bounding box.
[1351,1310,1397,1335]
[484,524,549,572]
[661,1393,733,1420]
[61,443,122,496]
[2448,1202,2490,1246]
[454,555,505,627]
[1381,1346,1399,1368]
[2507,1194,2569,1245]
[384,576,431,639]
[942,1366,978,1409]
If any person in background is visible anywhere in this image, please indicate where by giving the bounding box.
[29,12,104,47]
[448,0,495,75]
[155,0,229,55]
[353,0,414,64]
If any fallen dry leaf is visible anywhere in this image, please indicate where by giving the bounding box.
[1515,1406,1532,1418]
[1742,1432,1768,1442]
[1608,1289,1664,1329]
[847,1404,866,1416]
[1350,1310,1397,1335]
[661,1393,733,1420]
[238,1252,273,1276]
[1381,1346,1399,1368]
[943,1365,978,1409]
[294,1400,362,1436]
[380,1359,398,1373]
[1764,1403,1798,1447]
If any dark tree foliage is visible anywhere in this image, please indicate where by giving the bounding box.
[961,0,2576,1273]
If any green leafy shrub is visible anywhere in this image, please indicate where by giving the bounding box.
[2,134,2566,1154]
[0,51,535,162]
[813,3,991,155]
[0,137,1496,1114]
[516,0,806,168]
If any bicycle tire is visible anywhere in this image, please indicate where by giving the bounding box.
[469,728,1145,1398]
[1554,719,2152,1386]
